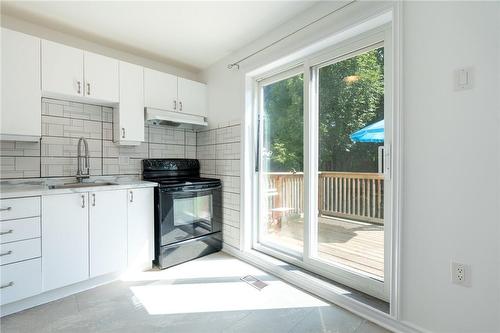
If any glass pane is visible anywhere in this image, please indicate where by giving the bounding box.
[174,195,213,226]
[260,73,304,255]
[317,47,385,280]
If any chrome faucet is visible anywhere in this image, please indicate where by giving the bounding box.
[76,137,90,182]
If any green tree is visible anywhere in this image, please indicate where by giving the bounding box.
[263,47,384,173]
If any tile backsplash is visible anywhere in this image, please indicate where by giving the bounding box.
[0,98,196,179]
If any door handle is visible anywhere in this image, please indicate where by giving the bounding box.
[86,82,91,95]
[179,101,183,111]
[121,128,126,139]
[0,207,12,212]
[0,229,13,236]
[0,281,14,289]
[77,81,81,94]
[92,193,96,207]
[129,191,134,203]
[173,100,177,110]
[81,194,85,208]
[378,146,384,174]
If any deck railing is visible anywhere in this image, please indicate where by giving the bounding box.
[266,171,384,225]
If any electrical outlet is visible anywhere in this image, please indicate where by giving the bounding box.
[451,262,471,287]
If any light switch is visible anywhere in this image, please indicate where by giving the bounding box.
[454,67,473,91]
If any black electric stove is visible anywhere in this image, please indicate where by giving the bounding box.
[142,159,222,269]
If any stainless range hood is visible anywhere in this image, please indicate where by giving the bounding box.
[145,108,208,127]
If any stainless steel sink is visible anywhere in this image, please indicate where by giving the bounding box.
[48,182,118,189]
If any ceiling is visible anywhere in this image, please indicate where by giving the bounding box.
[1,1,319,72]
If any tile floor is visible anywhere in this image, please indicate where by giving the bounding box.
[0,252,391,333]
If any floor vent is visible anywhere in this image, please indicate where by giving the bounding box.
[241,275,268,291]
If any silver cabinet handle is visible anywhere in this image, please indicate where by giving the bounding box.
[86,82,91,95]
[81,194,85,208]
[77,81,81,94]
[179,101,183,111]
[0,207,12,212]
[173,100,177,110]
[129,190,134,203]
[0,230,13,236]
[121,128,126,139]
[0,282,14,289]
[0,250,12,257]
[92,193,96,207]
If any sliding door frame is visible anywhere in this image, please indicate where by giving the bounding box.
[249,23,398,302]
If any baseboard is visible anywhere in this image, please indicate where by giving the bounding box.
[0,272,120,317]
[222,246,425,333]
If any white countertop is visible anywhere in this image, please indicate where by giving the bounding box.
[0,177,157,199]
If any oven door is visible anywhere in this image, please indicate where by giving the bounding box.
[158,184,222,246]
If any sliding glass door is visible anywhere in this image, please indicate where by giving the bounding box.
[254,30,392,300]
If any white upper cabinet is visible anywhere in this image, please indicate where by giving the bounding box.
[1,28,41,141]
[84,51,119,103]
[178,78,208,117]
[89,190,127,278]
[144,68,178,111]
[42,39,84,98]
[114,61,144,144]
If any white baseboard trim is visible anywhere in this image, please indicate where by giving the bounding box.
[222,246,427,333]
[0,272,120,317]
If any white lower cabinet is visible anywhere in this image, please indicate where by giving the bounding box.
[89,190,127,277]
[42,193,89,292]
[1,259,41,305]
[127,188,154,271]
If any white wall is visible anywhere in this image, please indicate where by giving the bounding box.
[0,15,200,81]
[202,1,500,332]
[401,2,500,332]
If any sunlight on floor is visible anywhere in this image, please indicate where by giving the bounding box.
[123,253,329,315]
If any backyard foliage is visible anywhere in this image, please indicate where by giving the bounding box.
[263,47,384,173]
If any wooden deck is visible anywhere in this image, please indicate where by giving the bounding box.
[264,216,384,279]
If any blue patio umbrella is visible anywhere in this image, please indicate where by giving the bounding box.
[350,120,384,143]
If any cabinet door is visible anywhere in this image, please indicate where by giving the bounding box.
[115,61,144,143]
[84,51,119,103]
[1,28,41,140]
[127,188,154,271]
[144,68,177,111]
[41,39,84,98]
[89,190,127,277]
[177,78,207,117]
[42,193,89,291]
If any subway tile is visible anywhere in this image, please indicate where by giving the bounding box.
[149,125,185,145]
[102,157,141,175]
[185,146,196,159]
[103,123,113,141]
[199,159,216,175]
[149,143,185,158]
[219,175,240,193]
[41,116,102,140]
[196,144,215,160]
[41,137,101,158]
[196,130,216,146]
[0,156,40,179]
[0,141,40,157]
[216,159,240,176]
[223,192,240,211]
[216,125,240,144]
[102,107,113,123]
[216,142,240,160]
[186,130,196,146]
[41,157,101,177]
[223,208,240,228]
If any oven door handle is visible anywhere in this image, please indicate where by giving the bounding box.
[181,185,222,192]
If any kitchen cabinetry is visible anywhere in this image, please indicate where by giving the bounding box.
[42,193,89,291]
[89,190,127,277]
[144,68,178,111]
[127,188,154,271]
[114,62,145,144]
[177,77,208,117]
[1,28,41,141]
[144,68,207,118]
[41,40,119,103]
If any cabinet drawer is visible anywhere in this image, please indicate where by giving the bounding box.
[0,258,41,305]
[0,217,40,244]
[0,197,40,221]
[0,238,41,265]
